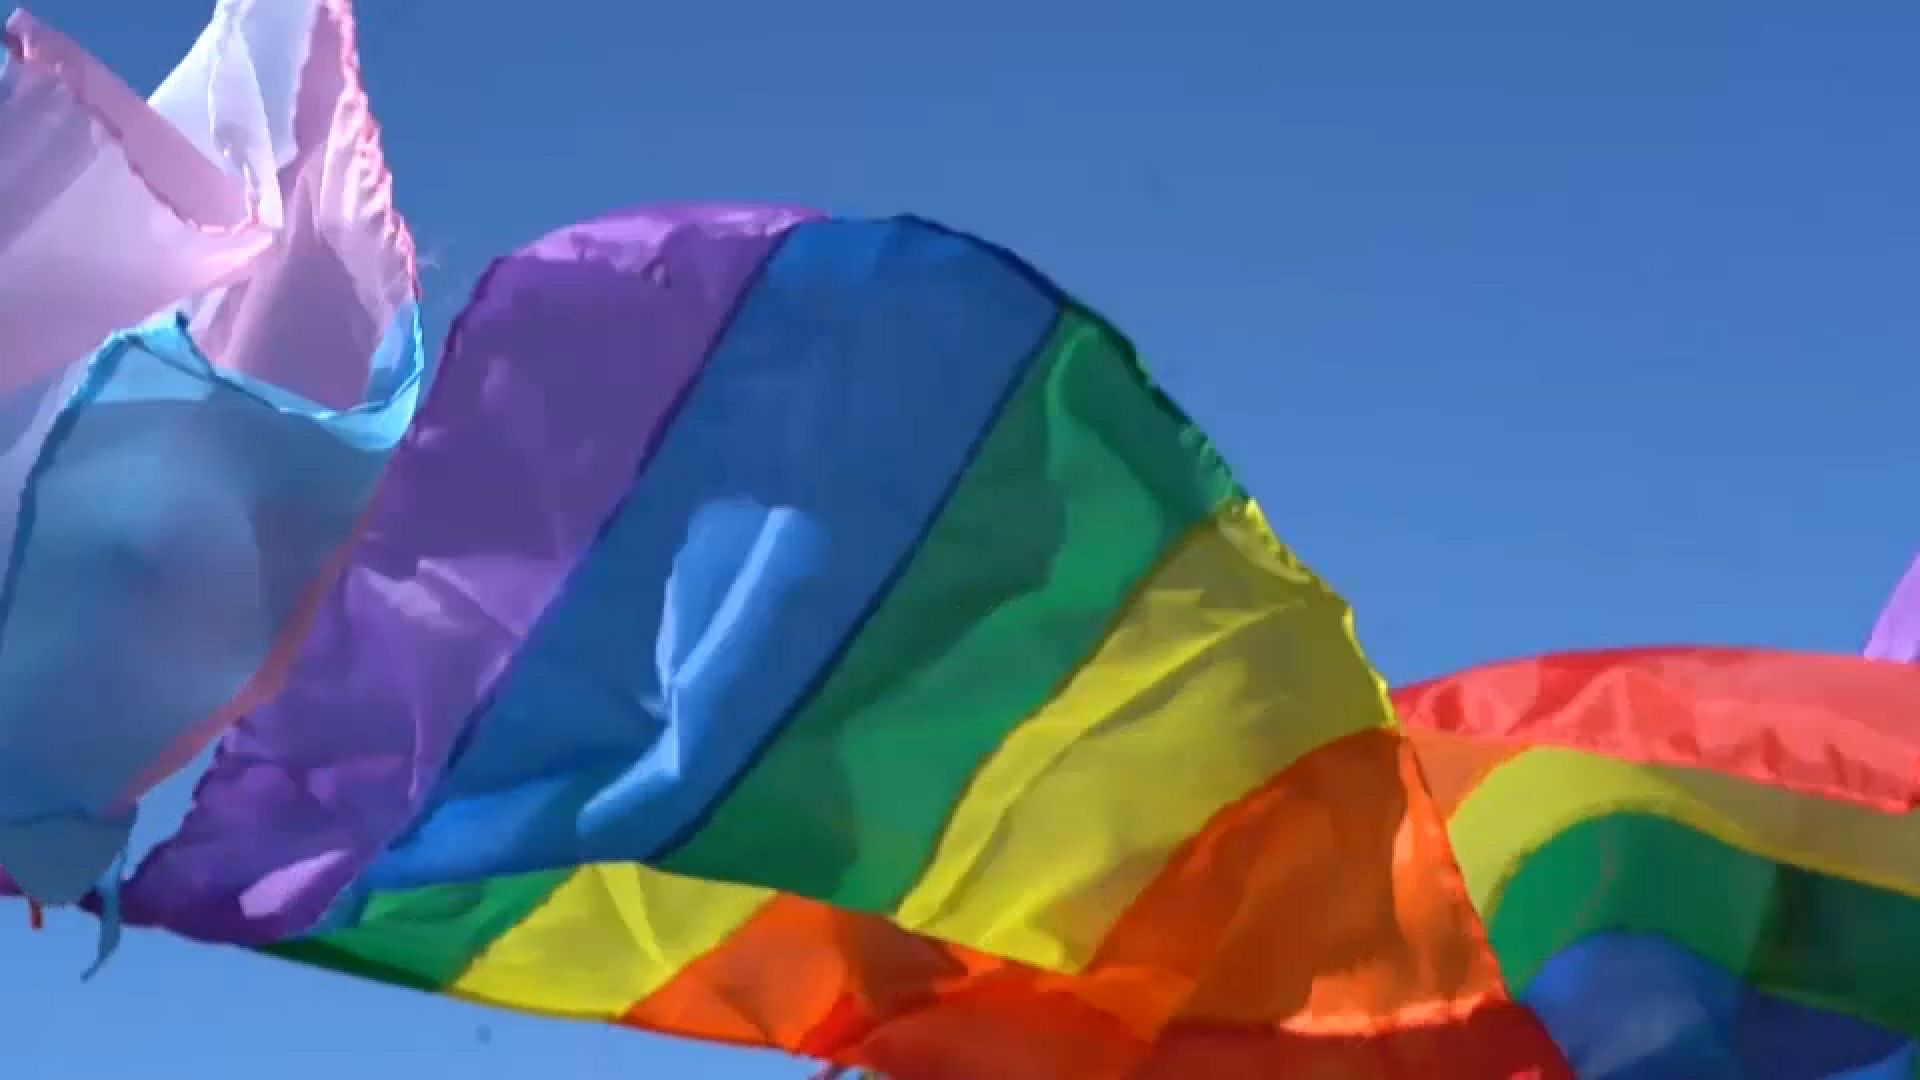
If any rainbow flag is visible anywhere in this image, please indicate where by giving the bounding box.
[21,9,1917,1078]
[0,168,1551,1068]
[1397,643,1920,1079]
[12,203,1552,1076]
[4,5,1558,1072]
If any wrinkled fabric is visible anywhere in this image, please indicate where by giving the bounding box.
[1522,932,1914,1080]
[0,12,268,399]
[120,205,810,943]
[361,218,1060,891]
[1399,644,1920,1080]
[0,0,420,907]
[1397,644,1920,814]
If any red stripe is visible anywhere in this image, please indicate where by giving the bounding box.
[1395,645,1920,811]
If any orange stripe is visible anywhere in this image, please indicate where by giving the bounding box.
[1086,728,1507,1033]
[621,731,1566,1077]
[1402,727,1525,817]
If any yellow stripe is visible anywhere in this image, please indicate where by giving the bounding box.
[893,499,1397,972]
[450,865,771,1016]
[1448,748,1920,919]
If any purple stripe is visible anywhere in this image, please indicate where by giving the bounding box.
[1866,554,1920,664]
[100,204,814,942]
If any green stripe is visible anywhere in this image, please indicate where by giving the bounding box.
[657,305,1238,912]
[262,870,570,991]
[1491,812,1920,1032]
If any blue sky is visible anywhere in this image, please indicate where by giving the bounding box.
[7,1,1918,1077]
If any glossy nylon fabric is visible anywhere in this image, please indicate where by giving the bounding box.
[1481,809,1920,1034]
[358,495,1392,982]
[1448,748,1920,927]
[1397,645,1920,813]
[243,209,1561,1074]
[657,308,1241,913]
[1523,933,1915,1080]
[114,205,810,943]
[0,0,421,907]
[0,313,419,905]
[0,11,269,400]
[361,217,1061,889]
[268,732,1560,1079]
[1396,644,1920,1078]
[888,502,1401,972]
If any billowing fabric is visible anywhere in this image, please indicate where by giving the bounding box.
[1521,933,1915,1080]
[1398,644,1920,1079]
[0,0,421,906]
[15,6,1920,1078]
[129,203,812,941]
[8,14,1549,1066]
[246,209,1554,1076]
[278,207,1433,983]
[12,195,1558,1075]
[272,731,1566,1080]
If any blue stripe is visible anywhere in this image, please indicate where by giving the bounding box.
[1523,931,1915,1080]
[362,217,1060,889]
